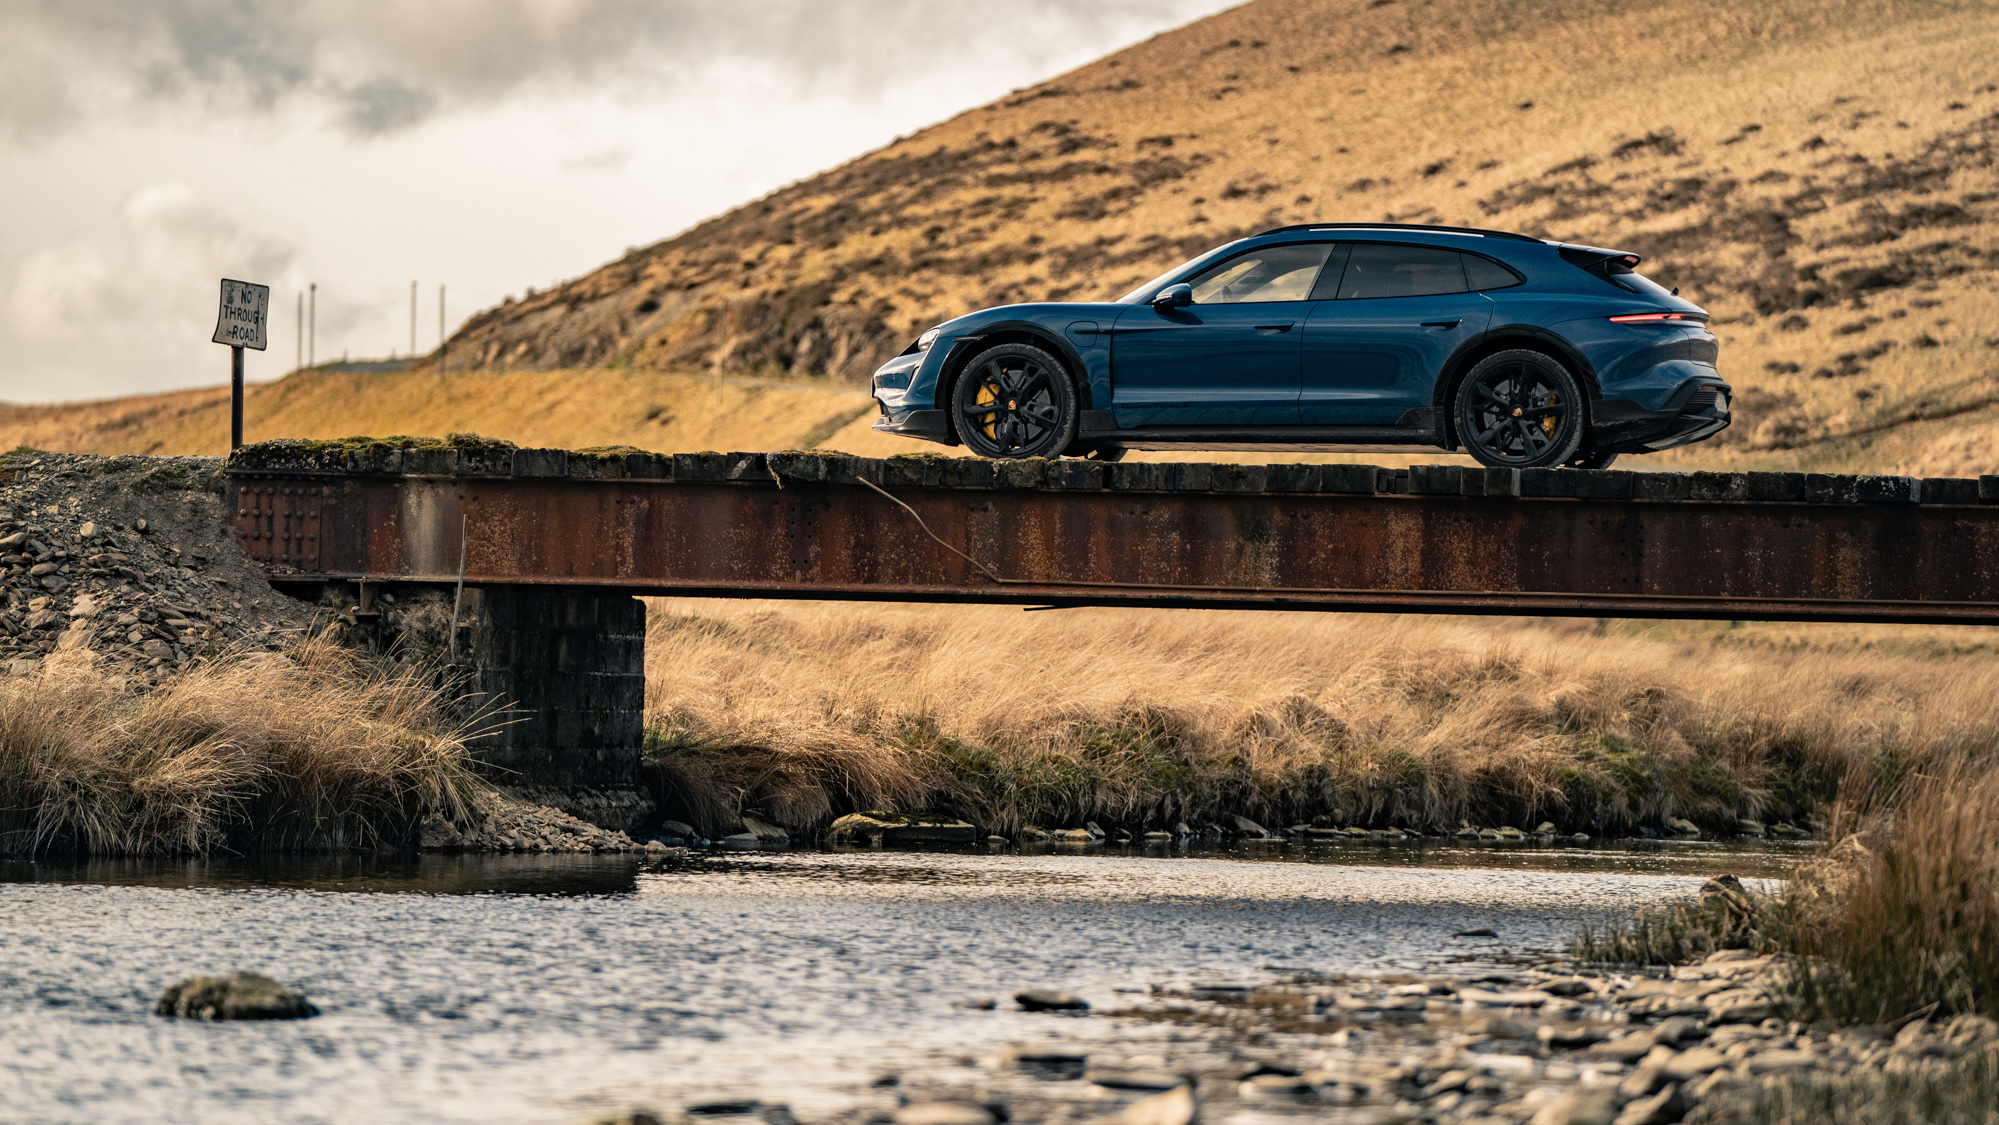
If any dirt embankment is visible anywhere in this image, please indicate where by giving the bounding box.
[0,451,312,682]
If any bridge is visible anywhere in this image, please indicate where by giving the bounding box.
[224,440,1999,790]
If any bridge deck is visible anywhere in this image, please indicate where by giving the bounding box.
[224,442,1999,624]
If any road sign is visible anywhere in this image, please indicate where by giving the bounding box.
[212,279,270,351]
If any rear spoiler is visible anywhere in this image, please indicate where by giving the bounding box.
[1557,243,1643,277]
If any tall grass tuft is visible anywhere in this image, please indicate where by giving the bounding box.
[640,600,1999,837]
[1785,766,1999,1025]
[0,634,486,855]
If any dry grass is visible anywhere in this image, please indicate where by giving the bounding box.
[639,600,1999,838]
[0,635,486,855]
[1785,765,1999,1024]
[0,368,877,459]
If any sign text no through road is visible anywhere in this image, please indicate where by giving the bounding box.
[212,279,270,351]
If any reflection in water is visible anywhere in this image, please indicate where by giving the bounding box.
[0,842,1803,1124]
[0,836,1806,895]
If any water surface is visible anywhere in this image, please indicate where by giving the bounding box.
[0,841,1800,1124]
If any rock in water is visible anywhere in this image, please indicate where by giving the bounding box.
[1016,989,1089,1012]
[155,972,317,1020]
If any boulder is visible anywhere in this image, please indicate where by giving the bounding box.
[825,812,978,845]
[1665,817,1702,836]
[155,972,316,1020]
[1232,815,1278,839]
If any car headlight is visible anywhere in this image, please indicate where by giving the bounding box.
[917,327,942,351]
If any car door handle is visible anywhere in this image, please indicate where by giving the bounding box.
[1253,322,1295,332]
[1420,319,1461,329]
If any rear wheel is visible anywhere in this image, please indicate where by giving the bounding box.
[951,343,1079,459]
[1454,350,1587,468]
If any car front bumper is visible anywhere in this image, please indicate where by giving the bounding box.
[870,407,953,444]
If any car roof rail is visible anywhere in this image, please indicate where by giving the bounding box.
[1252,222,1545,243]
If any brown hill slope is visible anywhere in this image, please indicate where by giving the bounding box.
[436,0,1999,474]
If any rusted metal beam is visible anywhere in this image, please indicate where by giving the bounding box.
[223,445,1999,625]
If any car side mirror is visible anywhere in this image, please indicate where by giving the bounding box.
[1150,283,1194,311]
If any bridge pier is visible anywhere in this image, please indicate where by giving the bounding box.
[459,586,647,793]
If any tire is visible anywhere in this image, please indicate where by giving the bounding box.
[951,342,1079,459]
[1564,448,1619,469]
[1453,349,1587,468]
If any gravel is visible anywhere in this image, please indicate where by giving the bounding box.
[0,451,313,685]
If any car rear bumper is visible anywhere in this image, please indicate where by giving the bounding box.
[1593,378,1731,452]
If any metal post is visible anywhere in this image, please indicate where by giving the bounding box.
[230,346,244,450]
[308,283,317,367]
[438,283,446,374]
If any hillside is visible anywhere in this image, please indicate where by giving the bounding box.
[432,0,1999,475]
[11,0,1999,476]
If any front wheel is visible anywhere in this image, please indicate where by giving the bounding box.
[1453,350,1587,468]
[951,343,1079,459]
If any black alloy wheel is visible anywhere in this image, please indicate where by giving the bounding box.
[951,343,1080,459]
[1454,349,1587,468]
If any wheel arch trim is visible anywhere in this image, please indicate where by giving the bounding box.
[1432,327,1600,448]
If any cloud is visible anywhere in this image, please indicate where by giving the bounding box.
[5,183,306,396]
[0,0,1209,140]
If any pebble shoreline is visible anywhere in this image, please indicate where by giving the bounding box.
[613,937,1993,1125]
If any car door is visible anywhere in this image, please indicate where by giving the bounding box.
[1300,243,1494,426]
[1110,242,1335,428]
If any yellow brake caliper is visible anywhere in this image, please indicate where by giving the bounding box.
[1541,393,1559,438]
[976,377,1001,441]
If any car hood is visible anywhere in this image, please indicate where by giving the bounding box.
[933,301,1133,335]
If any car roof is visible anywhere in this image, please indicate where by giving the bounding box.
[1252,222,1544,243]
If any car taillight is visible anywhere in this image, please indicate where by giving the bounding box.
[1608,312,1693,323]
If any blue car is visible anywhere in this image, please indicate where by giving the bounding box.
[869,223,1728,468]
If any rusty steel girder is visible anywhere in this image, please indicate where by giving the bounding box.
[222,446,1999,625]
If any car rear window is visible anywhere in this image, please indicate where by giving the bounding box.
[1335,244,1469,300]
[1186,243,1336,304]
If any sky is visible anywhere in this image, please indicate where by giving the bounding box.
[0,0,1241,405]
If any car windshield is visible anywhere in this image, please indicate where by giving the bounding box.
[1114,241,1243,303]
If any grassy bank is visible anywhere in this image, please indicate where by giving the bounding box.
[0,636,485,855]
[638,600,1999,839]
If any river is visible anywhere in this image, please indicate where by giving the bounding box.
[0,840,1803,1124]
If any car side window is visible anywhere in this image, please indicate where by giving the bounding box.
[1464,253,1525,291]
[1185,243,1335,304]
[1335,244,1470,300]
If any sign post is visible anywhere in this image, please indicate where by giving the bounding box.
[212,279,270,450]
